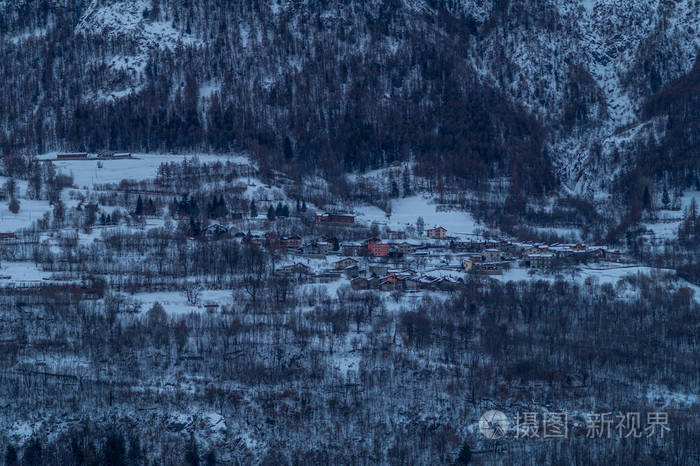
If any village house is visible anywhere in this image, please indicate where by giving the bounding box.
[264,232,284,251]
[393,241,418,255]
[341,242,364,256]
[278,263,311,278]
[548,245,574,259]
[343,266,361,279]
[100,152,133,159]
[526,245,551,256]
[589,247,622,262]
[413,250,430,260]
[471,263,503,275]
[418,275,442,291]
[566,249,590,265]
[608,250,622,262]
[387,244,407,260]
[463,257,488,272]
[351,277,369,290]
[243,234,263,246]
[463,259,474,272]
[315,213,355,225]
[438,277,463,291]
[503,241,529,256]
[529,253,555,270]
[369,264,390,277]
[202,224,228,238]
[0,232,17,243]
[316,241,331,254]
[589,248,605,262]
[477,240,500,251]
[57,152,88,160]
[281,235,302,249]
[386,229,405,240]
[451,240,474,251]
[427,226,447,239]
[367,242,389,257]
[311,237,332,254]
[399,276,420,292]
[316,270,342,283]
[378,275,399,292]
[482,248,502,262]
[335,257,359,269]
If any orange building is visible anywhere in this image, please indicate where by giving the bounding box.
[367,243,388,257]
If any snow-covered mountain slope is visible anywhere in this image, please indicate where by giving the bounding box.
[0,0,698,205]
[473,0,699,196]
[75,0,201,99]
[77,0,199,49]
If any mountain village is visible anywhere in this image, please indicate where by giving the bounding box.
[264,216,625,293]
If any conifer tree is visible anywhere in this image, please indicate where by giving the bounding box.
[22,438,42,466]
[5,444,18,466]
[205,450,217,466]
[184,434,200,466]
[275,202,283,217]
[135,195,143,216]
[643,186,651,210]
[218,195,227,217]
[102,432,126,466]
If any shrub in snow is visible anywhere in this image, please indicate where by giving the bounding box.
[8,198,20,214]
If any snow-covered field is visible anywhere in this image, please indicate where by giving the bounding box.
[0,262,51,281]
[0,198,51,232]
[0,154,253,232]
[37,153,249,188]
[356,195,481,236]
[641,190,700,241]
[132,289,234,315]
[496,263,680,290]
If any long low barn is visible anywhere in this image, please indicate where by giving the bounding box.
[57,153,89,160]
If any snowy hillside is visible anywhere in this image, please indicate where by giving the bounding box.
[1,0,697,206]
[474,0,699,195]
[0,2,699,463]
[77,0,199,49]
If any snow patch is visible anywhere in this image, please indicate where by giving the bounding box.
[356,195,480,237]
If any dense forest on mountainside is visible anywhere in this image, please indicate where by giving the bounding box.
[639,59,700,188]
[0,0,554,198]
[2,1,698,208]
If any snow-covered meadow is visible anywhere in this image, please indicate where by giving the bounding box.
[356,195,481,236]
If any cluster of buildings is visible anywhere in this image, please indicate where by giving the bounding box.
[277,257,464,292]
[269,218,626,292]
[220,211,627,292]
[463,242,623,274]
